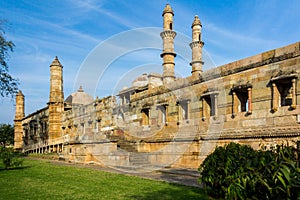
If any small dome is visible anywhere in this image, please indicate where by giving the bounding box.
[65,86,94,105]
[50,56,62,67]
[16,90,24,96]
[132,74,148,87]
[191,15,202,28]
[163,4,174,16]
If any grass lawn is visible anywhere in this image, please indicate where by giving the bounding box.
[0,158,210,200]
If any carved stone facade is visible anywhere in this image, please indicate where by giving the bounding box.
[14,4,300,169]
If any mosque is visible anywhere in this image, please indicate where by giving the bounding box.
[14,4,300,169]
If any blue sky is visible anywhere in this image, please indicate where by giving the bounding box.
[0,0,299,124]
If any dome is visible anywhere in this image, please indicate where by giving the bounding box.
[65,86,94,105]
[163,4,174,16]
[192,15,202,28]
[132,73,148,87]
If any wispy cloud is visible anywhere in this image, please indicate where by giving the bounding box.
[205,22,279,48]
[1,0,299,124]
[67,0,138,29]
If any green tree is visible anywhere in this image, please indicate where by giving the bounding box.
[0,20,18,98]
[0,123,14,147]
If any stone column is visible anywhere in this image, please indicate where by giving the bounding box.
[202,98,206,120]
[177,103,182,122]
[123,95,126,105]
[247,87,252,114]
[272,83,278,111]
[96,120,99,132]
[148,108,151,126]
[232,91,237,117]
[186,100,190,120]
[214,94,218,117]
[165,105,168,124]
[291,78,296,109]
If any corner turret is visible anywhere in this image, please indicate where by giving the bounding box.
[48,56,64,140]
[14,90,25,150]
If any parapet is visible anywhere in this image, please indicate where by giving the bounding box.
[203,42,300,80]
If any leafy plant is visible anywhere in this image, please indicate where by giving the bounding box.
[0,147,23,169]
[198,142,300,199]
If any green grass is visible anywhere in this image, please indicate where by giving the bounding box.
[0,158,209,200]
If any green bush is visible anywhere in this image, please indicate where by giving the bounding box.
[198,142,300,200]
[0,147,23,169]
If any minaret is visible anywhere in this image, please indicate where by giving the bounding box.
[160,4,177,84]
[48,56,64,140]
[14,90,25,150]
[189,15,204,78]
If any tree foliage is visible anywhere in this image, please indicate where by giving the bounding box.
[198,142,300,200]
[0,20,18,98]
[0,147,23,169]
[0,123,14,147]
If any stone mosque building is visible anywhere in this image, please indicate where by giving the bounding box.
[14,4,300,169]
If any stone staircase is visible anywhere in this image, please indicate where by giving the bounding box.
[117,140,138,152]
[129,152,150,166]
[105,132,138,152]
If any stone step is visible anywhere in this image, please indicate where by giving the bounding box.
[117,141,138,152]
[129,153,150,165]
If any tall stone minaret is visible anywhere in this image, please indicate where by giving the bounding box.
[160,4,177,84]
[48,56,64,140]
[14,90,25,150]
[189,15,204,78]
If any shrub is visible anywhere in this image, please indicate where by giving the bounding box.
[0,147,23,169]
[198,142,300,200]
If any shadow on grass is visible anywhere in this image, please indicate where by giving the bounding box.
[127,168,209,200]
[157,168,201,188]
[128,183,209,200]
[0,165,32,171]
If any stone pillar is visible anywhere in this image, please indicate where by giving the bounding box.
[247,87,252,114]
[202,98,206,120]
[272,83,278,111]
[161,4,176,84]
[14,90,25,150]
[123,95,126,105]
[81,123,85,135]
[291,78,296,109]
[148,109,151,126]
[96,120,99,132]
[164,105,169,124]
[177,103,182,122]
[232,91,238,116]
[189,15,204,78]
[186,100,190,120]
[214,94,218,117]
